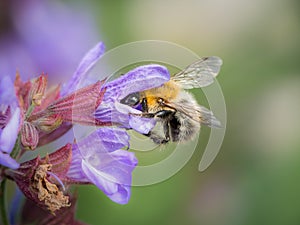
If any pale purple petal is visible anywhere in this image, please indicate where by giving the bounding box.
[105,185,131,204]
[67,127,137,204]
[95,106,127,124]
[0,76,20,168]
[66,144,87,182]
[67,127,131,180]
[114,101,156,133]
[81,153,135,204]
[128,115,156,134]
[0,152,19,169]
[81,160,118,195]
[78,127,129,155]
[61,42,106,96]
[67,127,130,180]
[0,108,20,153]
[0,76,18,107]
[85,148,138,186]
[102,64,170,102]
[95,102,156,134]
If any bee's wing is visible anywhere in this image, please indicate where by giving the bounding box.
[165,101,222,128]
[172,56,222,89]
[196,105,222,128]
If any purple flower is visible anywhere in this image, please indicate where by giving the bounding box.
[0,76,21,169]
[0,0,100,83]
[67,128,137,204]
[61,42,106,97]
[63,41,170,134]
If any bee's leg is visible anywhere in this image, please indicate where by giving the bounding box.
[143,121,171,144]
[144,131,170,145]
[162,122,171,143]
[129,110,174,119]
[129,112,156,118]
[154,110,174,119]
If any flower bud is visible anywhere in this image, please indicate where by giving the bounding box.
[34,114,63,133]
[21,121,39,150]
[29,73,47,106]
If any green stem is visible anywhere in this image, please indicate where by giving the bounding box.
[10,135,21,159]
[0,119,23,225]
[25,104,35,118]
[0,179,9,225]
[0,136,22,225]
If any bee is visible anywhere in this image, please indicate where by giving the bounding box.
[121,56,223,144]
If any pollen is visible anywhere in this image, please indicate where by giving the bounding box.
[32,164,70,214]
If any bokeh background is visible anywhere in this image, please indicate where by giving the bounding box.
[1,0,300,224]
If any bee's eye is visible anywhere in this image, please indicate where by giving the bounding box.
[120,92,140,106]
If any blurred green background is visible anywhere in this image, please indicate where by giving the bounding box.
[76,1,300,225]
[2,0,300,224]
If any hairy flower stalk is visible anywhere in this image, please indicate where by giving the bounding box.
[0,41,171,225]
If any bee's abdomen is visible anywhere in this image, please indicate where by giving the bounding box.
[169,116,181,142]
[174,113,200,142]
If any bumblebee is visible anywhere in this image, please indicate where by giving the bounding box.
[121,56,223,144]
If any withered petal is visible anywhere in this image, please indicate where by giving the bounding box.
[8,143,73,213]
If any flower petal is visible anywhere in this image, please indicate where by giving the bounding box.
[0,76,18,107]
[0,107,20,153]
[65,144,88,182]
[81,160,131,204]
[67,127,137,204]
[67,127,130,181]
[80,149,137,204]
[102,64,170,102]
[61,42,106,96]
[114,101,156,133]
[106,185,131,205]
[81,160,118,195]
[80,148,137,188]
[0,152,19,169]
[129,115,156,134]
[77,127,130,155]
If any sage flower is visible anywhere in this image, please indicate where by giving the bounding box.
[0,76,21,169]
[67,128,137,204]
